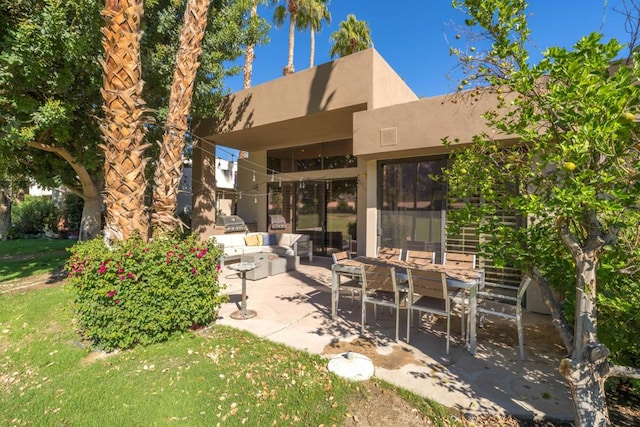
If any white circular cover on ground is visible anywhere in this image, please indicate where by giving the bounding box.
[327,352,374,381]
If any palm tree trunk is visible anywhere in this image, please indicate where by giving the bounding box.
[100,0,151,243]
[309,28,315,68]
[243,0,258,88]
[152,0,211,234]
[283,1,297,75]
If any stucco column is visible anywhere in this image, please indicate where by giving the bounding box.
[365,160,378,257]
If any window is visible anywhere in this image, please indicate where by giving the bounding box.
[379,158,447,250]
[267,140,356,173]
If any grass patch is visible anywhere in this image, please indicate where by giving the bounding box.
[0,285,462,426]
[0,239,75,282]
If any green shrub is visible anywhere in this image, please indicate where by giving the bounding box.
[62,192,85,232]
[66,233,226,351]
[11,195,59,235]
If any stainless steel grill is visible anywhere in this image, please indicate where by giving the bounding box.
[269,215,287,231]
[216,215,247,233]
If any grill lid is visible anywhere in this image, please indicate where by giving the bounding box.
[216,215,247,233]
[269,215,287,231]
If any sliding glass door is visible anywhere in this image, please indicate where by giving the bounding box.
[268,178,357,256]
[379,158,447,259]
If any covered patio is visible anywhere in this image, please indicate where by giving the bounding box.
[214,257,572,423]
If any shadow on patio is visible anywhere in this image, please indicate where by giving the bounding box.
[215,257,573,423]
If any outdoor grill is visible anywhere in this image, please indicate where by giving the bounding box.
[268,215,287,231]
[216,215,247,233]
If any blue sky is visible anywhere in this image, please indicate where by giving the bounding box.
[217,1,632,159]
[225,0,632,96]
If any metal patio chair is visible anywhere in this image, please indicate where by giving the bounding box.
[361,264,407,342]
[406,268,451,354]
[475,275,532,361]
[331,251,361,307]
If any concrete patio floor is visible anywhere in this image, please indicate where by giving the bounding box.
[215,257,574,423]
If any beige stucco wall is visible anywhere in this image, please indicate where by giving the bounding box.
[353,91,515,160]
[370,52,418,109]
[194,49,418,153]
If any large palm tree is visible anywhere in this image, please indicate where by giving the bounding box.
[100,0,151,243]
[152,0,212,234]
[329,14,373,58]
[297,0,331,68]
[244,0,259,88]
[273,0,301,75]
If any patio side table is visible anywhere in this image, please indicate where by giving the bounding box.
[228,261,260,319]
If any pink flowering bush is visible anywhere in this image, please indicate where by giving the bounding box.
[66,233,226,351]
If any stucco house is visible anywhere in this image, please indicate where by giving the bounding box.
[192,48,530,296]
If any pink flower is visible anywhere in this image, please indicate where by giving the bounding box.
[196,248,207,259]
[119,275,125,281]
[98,263,107,275]
[107,290,117,298]
[191,267,198,276]
[216,264,221,271]
[127,272,135,279]
[114,299,120,304]
[118,268,124,274]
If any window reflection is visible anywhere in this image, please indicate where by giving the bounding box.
[267,139,356,173]
[379,158,447,251]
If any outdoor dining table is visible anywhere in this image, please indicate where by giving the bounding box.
[330,256,484,355]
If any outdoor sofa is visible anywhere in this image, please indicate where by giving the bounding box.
[209,232,313,266]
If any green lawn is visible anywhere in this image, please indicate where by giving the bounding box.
[0,239,461,426]
[0,239,75,282]
[0,286,458,426]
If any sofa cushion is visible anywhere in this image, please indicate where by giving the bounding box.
[244,234,263,246]
[225,247,245,256]
[276,233,292,246]
[270,245,295,256]
[242,246,263,254]
[263,233,278,246]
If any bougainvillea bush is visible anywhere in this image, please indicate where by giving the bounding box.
[66,234,226,351]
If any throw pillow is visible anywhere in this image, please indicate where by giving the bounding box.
[244,234,261,246]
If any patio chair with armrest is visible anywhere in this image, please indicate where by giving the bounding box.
[377,247,405,263]
[361,264,407,342]
[442,252,476,269]
[475,275,532,361]
[331,251,361,307]
[406,268,451,354]
[443,252,478,340]
[405,250,436,267]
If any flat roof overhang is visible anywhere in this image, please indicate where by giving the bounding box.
[194,48,417,152]
[353,92,519,161]
[202,103,367,151]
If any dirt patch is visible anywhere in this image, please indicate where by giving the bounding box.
[323,336,420,370]
[0,268,68,294]
[0,250,68,262]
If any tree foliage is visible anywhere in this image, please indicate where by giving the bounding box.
[447,0,640,424]
[0,0,255,239]
[328,14,373,58]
